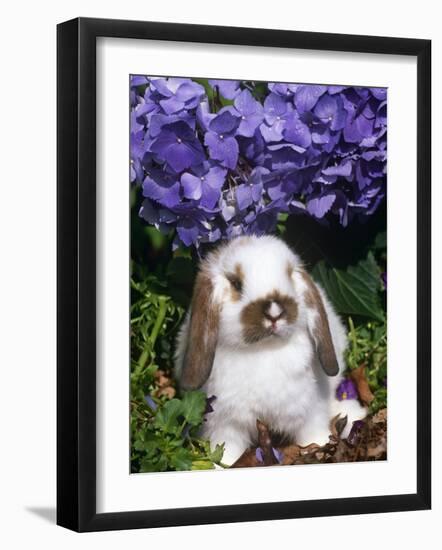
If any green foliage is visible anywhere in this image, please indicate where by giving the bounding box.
[313,230,387,414]
[346,317,387,413]
[132,389,225,472]
[130,275,184,401]
[312,251,385,322]
[130,231,225,473]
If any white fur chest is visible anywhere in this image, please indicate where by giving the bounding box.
[202,331,318,444]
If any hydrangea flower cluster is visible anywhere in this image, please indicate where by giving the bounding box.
[131,76,387,248]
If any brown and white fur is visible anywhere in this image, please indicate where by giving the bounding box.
[175,235,366,465]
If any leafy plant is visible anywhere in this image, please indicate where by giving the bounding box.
[130,275,184,402]
[132,390,225,472]
[312,251,385,322]
[130,267,225,472]
[346,317,387,413]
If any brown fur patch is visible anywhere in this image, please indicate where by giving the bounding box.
[226,263,244,301]
[241,290,298,344]
[287,262,294,280]
[181,269,220,390]
[299,270,339,376]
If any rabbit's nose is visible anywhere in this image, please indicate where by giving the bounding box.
[264,301,284,321]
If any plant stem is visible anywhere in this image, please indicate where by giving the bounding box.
[150,296,168,348]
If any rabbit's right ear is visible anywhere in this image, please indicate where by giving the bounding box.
[298,269,340,377]
[180,269,220,390]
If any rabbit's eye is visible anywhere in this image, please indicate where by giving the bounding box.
[227,275,243,293]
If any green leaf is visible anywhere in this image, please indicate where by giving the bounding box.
[208,443,225,464]
[312,252,384,322]
[153,398,183,433]
[140,454,168,472]
[191,460,215,470]
[169,448,193,471]
[180,390,206,426]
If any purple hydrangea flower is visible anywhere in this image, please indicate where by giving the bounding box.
[142,168,181,208]
[150,77,205,114]
[294,85,327,113]
[150,120,206,173]
[231,89,264,138]
[131,76,387,248]
[204,111,240,169]
[181,162,226,209]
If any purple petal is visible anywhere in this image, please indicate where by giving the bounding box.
[236,184,253,210]
[238,113,264,137]
[204,132,239,169]
[181,173,203,200]
[177,218,199,246]
[159,96,185,115]
[370,87,387,101]
[307,193,336,218]
[283,113,311,148]
[234,89,263,117]
[322,161,352,177]
[142,172,181,208]
[209,110,240,135]
[255,448,264,463]
[294,85,327,113]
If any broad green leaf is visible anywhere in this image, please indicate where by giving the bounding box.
[153,398,183,433]
[140,454,168,472]
[180,390,206,426]
[312,252,384,322]
[169,448,193,471]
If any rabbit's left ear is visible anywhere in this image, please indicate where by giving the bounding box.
[298,270,340,376]
[180,269,220,390]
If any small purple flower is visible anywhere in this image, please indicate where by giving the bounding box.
[313,94,347,131]
[204,111,240,169]
[260,93,293,143]
[142,168,181,209]
[336,378,358,401]
[268,82,298,97]
[294,85,327,113]
[232,89,264,138]
[181,162,226,209]
[150,77,205,114]
[235,166,266,210]
[283,111,312,149]
[381,271,387,289]
[150,120,206,173]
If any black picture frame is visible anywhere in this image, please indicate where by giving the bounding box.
[57,17,431,532]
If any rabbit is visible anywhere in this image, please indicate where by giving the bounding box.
[174,235,366,466]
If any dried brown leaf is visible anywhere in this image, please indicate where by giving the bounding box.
[350,365,374,405]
